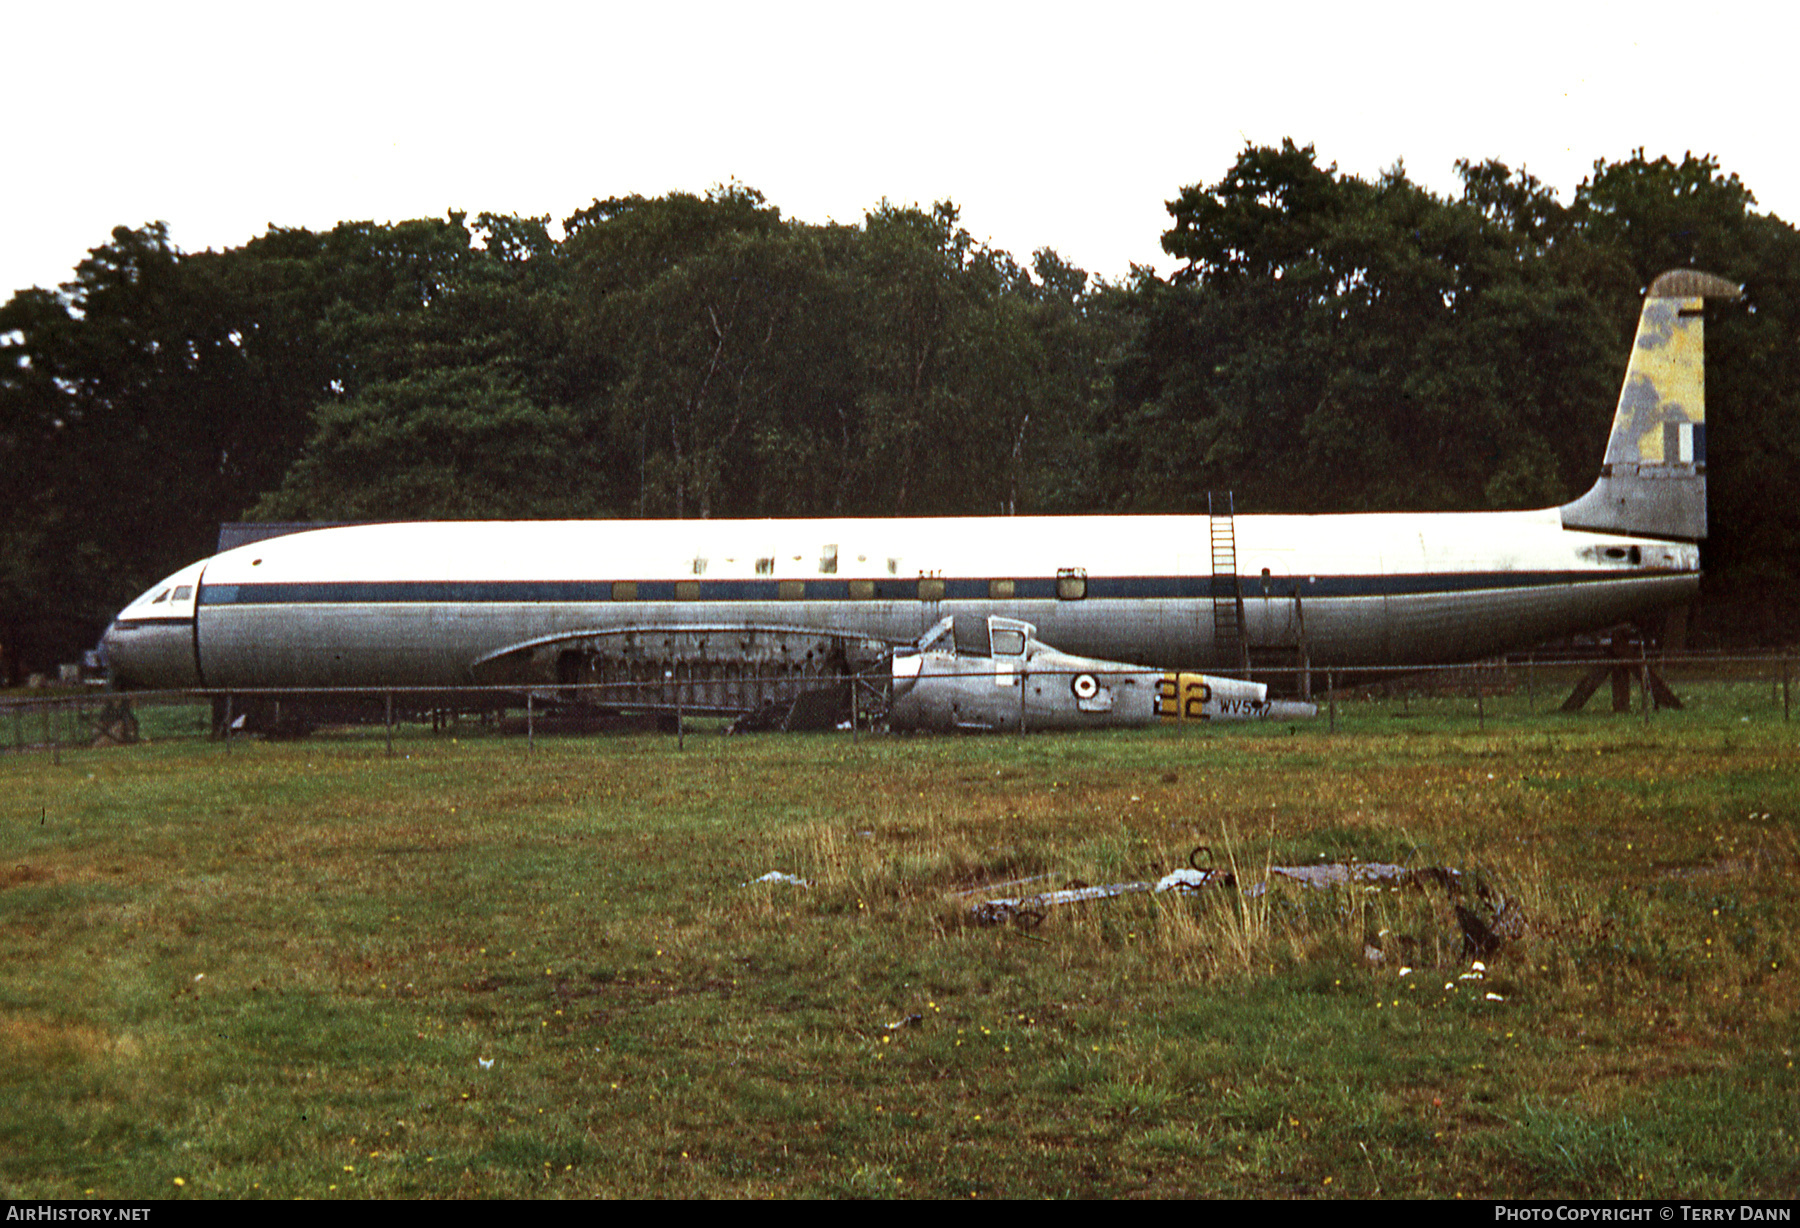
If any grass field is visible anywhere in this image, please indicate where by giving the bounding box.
[1,680,1796,1198]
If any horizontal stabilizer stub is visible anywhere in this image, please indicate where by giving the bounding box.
[1647,270,1742,300]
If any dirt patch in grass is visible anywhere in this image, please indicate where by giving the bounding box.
[0,1015,126,1065]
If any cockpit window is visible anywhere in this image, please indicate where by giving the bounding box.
[171,586,193,601]
[952,615,992,657]
[151,589,170,604]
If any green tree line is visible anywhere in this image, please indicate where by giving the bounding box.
[4,147,1797,677]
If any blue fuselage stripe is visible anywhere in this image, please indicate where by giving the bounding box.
[195,571,1673,607]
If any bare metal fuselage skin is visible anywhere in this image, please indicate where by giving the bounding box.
[103,508,1699,693]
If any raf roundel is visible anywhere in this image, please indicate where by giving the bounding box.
[1071,673,1100,700]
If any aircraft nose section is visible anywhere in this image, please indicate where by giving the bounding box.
[106,563,207,690]
[100,618,138,687]
[103,615,200,690]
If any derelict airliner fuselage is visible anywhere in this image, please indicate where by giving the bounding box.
[101,271,1738,727]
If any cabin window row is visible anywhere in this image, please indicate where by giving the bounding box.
[607,575,1088,602]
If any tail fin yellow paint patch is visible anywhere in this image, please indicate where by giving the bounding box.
[1560,269,1741,542]
[1606,271,1733,467]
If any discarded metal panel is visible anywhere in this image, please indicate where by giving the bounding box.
[745,871,811,888]
[964,858,1526,962]
[1268,862,1454,890]
[969,879,1157,926]
[1154,868,1233,893]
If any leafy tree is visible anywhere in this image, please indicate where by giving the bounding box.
[1573,151,1760,290]
[558,191,1104,520]
[563,183,784,297]
[0,223,329,674]
[253,367,596,520]
[598,226,845,519]
[1455,158,1570,251]
[1105,143,1618,515]
[239,211,584,520]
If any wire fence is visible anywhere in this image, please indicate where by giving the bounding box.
[2,651,1794,759]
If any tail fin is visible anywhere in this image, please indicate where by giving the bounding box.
[1560,269,1742,541]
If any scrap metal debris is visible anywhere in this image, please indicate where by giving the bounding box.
[1249,862,1459,896]
[966,856,1525,960]
[970,880,1157,927]
[1155,869,1221,893]
[1456,895,1527,957]
[746,871,811,888]
[970,859,1454,924]
[970,853,1242,925]
[949,873,1058,898]
[1164,844,1237,892]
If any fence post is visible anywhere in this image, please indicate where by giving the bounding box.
[385,690,394,758]
[1477,663,1486,731]
[1328,669,1337,733]
[527,691,534,753]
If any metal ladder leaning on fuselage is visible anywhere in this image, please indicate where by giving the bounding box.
[1208,491,1250,678]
